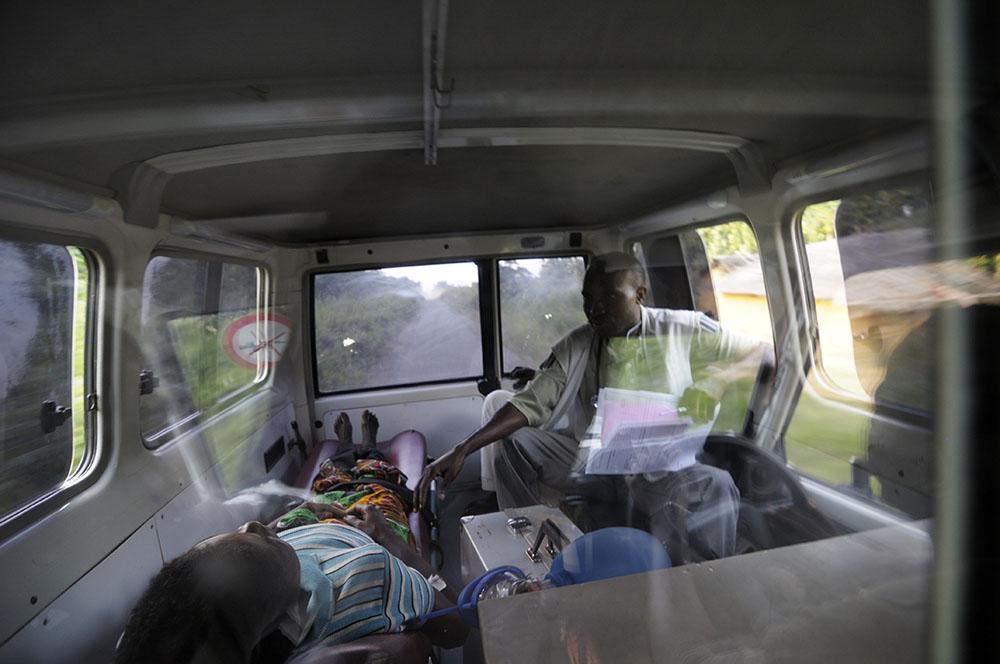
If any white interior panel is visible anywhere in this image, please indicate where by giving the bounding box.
[316,383,484,486]
[154,467,266,563]
[0,518,163,664]
[156,402,302,562]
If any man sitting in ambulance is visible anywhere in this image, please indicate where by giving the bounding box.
[416,252,770,563]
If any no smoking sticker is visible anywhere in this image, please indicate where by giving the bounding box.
[223,313,292,369]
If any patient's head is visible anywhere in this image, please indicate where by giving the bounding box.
[115,521,299,664]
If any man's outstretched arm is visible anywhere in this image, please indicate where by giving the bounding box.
[681,333,775,422]
[414,403,528,511]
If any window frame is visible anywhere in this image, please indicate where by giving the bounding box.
[68,246,100,479]
[789,174,935,411]
[309,258,491,397]
[780,174,940,505]
[0,226,106,540]
[496,252,589,376]
[139,249,271,448]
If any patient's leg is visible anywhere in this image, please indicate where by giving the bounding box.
[334,411,353,444]
[326,412,356,469]
[493,427,616,509]
[361,409,379,451]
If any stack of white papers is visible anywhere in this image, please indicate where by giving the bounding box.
[583,388,712,475]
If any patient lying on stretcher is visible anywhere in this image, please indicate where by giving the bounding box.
[115,413,465,664]
[276,411,417,546]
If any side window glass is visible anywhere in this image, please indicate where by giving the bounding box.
[313,262,483,393]
[689,220,773,344]
[678,220,775,433]
[1,237,91,518]
[784,198,870,492]
[784,184,989,517]
[498,257,587,372]
[139,256,265,446]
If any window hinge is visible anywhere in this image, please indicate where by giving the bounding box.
[139,369,159,396]
[86,393,99,412]
[40,400,72,434]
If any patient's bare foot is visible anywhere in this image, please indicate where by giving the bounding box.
[361,410,379,449]
[334,412,353,444]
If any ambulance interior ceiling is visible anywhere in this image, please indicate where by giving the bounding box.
[0,0,931,244]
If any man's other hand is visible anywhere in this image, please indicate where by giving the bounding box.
[415,445,468,513]
[678,386,719,423]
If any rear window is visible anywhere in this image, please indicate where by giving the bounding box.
[313,262,483,393]
[498,256,587,372]
[139,255,267,445]
[1,237,92,518]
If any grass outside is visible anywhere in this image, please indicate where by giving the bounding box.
[714,292,875,488]
[784,388,872,487]
[714,292,873,487]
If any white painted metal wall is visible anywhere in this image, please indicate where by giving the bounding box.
[315,383,486,485]
[0,195,303,661]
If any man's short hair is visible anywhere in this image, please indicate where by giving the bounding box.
[587,252,648,289]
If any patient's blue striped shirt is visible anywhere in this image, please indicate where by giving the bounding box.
[276,523,434,647]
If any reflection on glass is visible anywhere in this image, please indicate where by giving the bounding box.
[688,220,775,433]
[139,257,263,443]
[785,184,999,518]
[695,220,774,345]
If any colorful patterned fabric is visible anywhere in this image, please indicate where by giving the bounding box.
[275,456,415,547]
[275,506,321,531]
[310,458,353,493]
[277,523,434,647]
[320,485,413,546]
[311,457,408,493]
